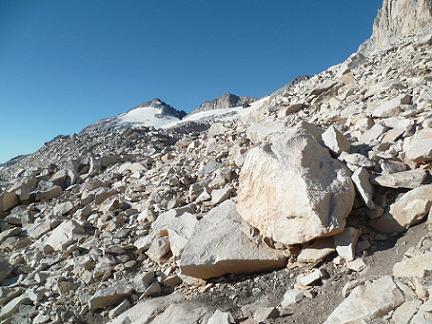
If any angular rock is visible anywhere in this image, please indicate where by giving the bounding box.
[152,210,198,257]
[296,269,326,287]
[321,126,351,155]
[403,128,432,165]
[210,187,232,205]
[341,153,374,168]
[43,220,85,251]
[358,124,388,144]
[38,185,62,201]
[179,200,287,279]
[334,227,360,261]
[88,284,133,311]
[0,191,19,212]
[238,123,355,245]
[352,167,376,209]
[151,302,214,324]
[207,310,235,324]
[297,238,335,263]
[372,185,432,233]
[393,253,432,279]
[325,276,405,324]
[281,288,304,307]
[372,168,428,189]
[371,95,410,118]
[0,292,32,321]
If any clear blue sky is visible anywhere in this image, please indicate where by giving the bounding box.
[0,0,382,163]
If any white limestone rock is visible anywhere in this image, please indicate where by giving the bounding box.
[179,200,287,279]
[238,123,355,245]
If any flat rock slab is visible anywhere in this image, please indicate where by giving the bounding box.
[325,276,405,323]
[372,168,428,189]
[179,200,287,279]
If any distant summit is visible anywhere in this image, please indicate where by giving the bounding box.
[192,93,256,114]
[81,98,187,132]
[135,98,187,120]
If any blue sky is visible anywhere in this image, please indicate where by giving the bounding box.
[0,0,382,163]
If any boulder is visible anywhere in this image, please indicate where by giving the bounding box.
[371,168,429,189]
[371,95,411,118]
[237,123,355,245]
[0,191,19,212]
[88,283,133,311]
[321,126,351,155]
[152,210,198,257]
[207,310,235,324]
[352,167,376,209]
[403,128,432,165]
[179,200,287,279]
[372,185,432,233]
[325,276,405,323]
[43,220,85,251]
[151,302,214,324]
[393,253,432,279]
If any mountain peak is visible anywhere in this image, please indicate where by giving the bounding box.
[193,93,256,114]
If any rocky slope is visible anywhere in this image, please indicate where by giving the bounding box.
[1,0,432,323]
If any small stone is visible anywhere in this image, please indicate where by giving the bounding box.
[334,228,360,261]
[346,258,367,272]
[281,288,304,307]
[296,269,325,287]
[253,307,280,322]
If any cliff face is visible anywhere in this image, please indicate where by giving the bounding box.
[364,0,432,50]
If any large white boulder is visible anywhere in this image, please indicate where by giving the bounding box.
[179,200,287,279]
[237,123,355,245]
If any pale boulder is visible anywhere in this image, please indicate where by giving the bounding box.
[393,253,432,279]
[321,126,351,155]
[371,168,428,189]
[179,200,287,279]
[403,128,432,165]
[372,185,432,233]
[43,220,85,251]
[325,276,405,324]
[237,124,355,245]
[151,210,198,257]
[352,168,376,209]
[0,191,19,212]
[371,94,411,118]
